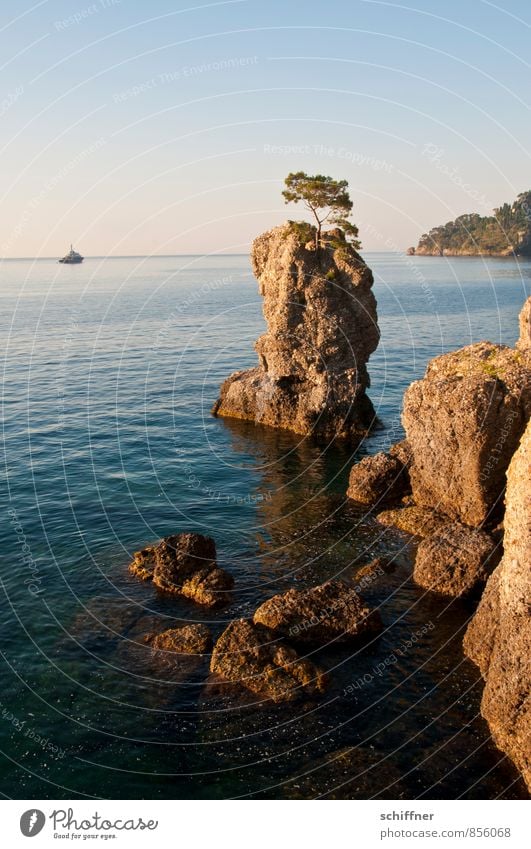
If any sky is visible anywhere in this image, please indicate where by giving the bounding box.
[1,0,530,256]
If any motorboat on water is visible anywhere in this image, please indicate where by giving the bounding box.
[58,244,84,264]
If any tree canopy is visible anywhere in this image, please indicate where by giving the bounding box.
[416,190,531,256]
[282,172,360,249]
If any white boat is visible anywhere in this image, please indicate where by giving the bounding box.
[59,244,84,264]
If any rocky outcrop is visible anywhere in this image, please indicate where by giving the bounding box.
[376,505,450,537]
[210,619,327,703]
[253,580,382,645]
[177,568,234,608]
[413,523,499,597]
[145,623,213,654]
[402,341,531,526]
[212,223,380,440]
[517,296,531,352]
[464,420,531,790]
[463,571,502,676]
[346,442,411,504]
[411,192,531,257]
[389,439,412,467]
[413,245,518,258]
[129,533,234,607]
[129,546,157,580]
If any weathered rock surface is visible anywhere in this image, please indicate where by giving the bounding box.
[152,533,216,587]
[464,420,531,791]
[145,623,213,654]
[413,523,499,597]
[129,533,234,607]
[178,568,234,608]
[129,546,157,580]
[253,580,382,645]
[389,439,413,467]
[376,505,450,537]
[463,571,502,677]
[402,341,531,526]
[210,619,327,703]
[212,223,380,440]
[347,443,411,504]
[517,296,531,352]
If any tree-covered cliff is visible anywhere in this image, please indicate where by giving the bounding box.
[409,191,531,256]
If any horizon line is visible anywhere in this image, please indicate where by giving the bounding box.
[1,250,408,261]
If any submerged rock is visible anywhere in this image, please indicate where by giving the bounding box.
[282,744,411,799]
[402,341,531,526]
[353,556,398,582]
[64,596,155,657]
[212,223,380,440]
[413,523,499,597]
[376,505,449,537]
[253,580,382,645]
[145,623,213,654]
[210,619,327,703]
[129,533,234,607]
[118,622,213,689]
[464,420,531,791]
[347,445,411,504]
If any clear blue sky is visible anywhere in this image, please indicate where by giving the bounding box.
[1,0,530,256]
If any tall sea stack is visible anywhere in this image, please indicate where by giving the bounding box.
[212,223,380,440]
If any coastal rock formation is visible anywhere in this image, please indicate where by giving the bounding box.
[129,533,234,607]
[464,420,531,790]
[413,523,499,597]
[347,442,411,504]
[463,571,502,676]
[411,191,531,257]
[402,341,531,526]
[212,223,379,440]
[145,623,213,654]
[376,505,450,538]
[389,439,412,467]
[517,296,531,352]
[253,580,382,645]
[178,568,234,608]
[210,619,327,703]
[129,546,157,581]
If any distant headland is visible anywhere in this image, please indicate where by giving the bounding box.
[407,190,531,257]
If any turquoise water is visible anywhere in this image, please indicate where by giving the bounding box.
[1,252,529,799]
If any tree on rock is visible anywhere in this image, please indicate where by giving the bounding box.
[282,171,360,250]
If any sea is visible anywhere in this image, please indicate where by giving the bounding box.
[1,252,529,799]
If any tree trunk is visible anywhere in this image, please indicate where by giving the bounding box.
[308,205,321,252]
[315,222,321,251]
